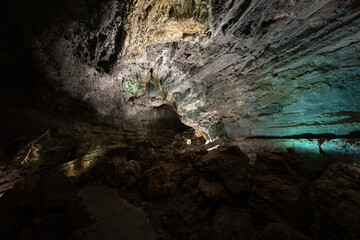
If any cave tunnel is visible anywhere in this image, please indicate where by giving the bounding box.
[0,0,360,239]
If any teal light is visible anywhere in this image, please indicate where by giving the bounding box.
[267,139,360,155]
[257,139,360,171]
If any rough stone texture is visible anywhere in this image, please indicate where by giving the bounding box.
[123,0,211,56]
[1,1,360,238]
[211,206,258,240]
[198,177,230,202]
[0,127,360,239]
[145,161,195,200]
[248,152,313,224]
[3,0,358,142]
[262,222,311,240]
[311,162,360,239]
[196,145,251,195]
[123,0,360,140]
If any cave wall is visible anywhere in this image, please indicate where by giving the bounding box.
[117,0,360,140]
[2,0,360,142]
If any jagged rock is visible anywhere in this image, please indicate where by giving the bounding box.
[145,163,191,200]
[107,157,142,190]
[182,175,199,192]
[198,178,230,202]
[197,145,250,195]
[262,222,311,240]
[129,142,158,170]
[2,0,357,141]
[248,152,313,223]
[310,163,360,239]
[1,135,360,239]
[211,206,258,240]
[0,0,360,239]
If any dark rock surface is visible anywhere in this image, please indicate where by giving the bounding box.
[0,170,91,240]
[310,163,360,240]
[1,0,359,141]
[0,126,359,239]
[0,0,360,240]
[211,206,258,240]
[248,152,313,224]
[262,222,311,240]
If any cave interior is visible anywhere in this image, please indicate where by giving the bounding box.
[0,0,360,239]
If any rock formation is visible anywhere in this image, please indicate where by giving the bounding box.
[0,0,360,239]
[5,0,357,140]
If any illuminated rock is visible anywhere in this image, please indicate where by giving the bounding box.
[23,0,360,142]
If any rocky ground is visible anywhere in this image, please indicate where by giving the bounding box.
[0,124,359,240]
[0,1,359,239]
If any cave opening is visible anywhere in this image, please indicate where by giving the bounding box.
[1,0,360,239]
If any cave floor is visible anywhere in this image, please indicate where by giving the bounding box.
[0,122,359,240]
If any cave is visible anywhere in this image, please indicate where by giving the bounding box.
[0,0,360,239]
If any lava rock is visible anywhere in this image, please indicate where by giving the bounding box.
[196,145,250,195]
[310,163,360,240]
[248,152,313,224]
[145,163,190,200]
[262,222,311,240]
[211,205,258,240]
[198,178,230,202]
